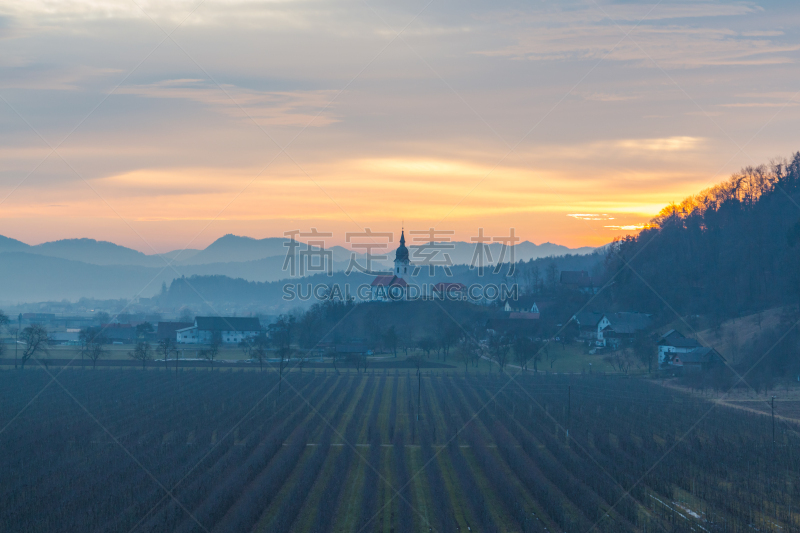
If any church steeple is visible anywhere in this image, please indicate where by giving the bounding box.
[394,226,410,278]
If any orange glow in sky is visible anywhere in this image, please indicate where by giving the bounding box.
[1,1,798,253]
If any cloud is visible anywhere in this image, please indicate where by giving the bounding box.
[582,92,639,102]
[117,79,339,127]
[0,64,120,90]
[476,4,796,69]
[615,136,704,152]
[604,223,651,231]
[568,214,615,220]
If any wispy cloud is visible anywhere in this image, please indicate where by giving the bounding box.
[117,79,339,127]
[615,136,704,152]
[568,213,615,220]
[477,4,796,69]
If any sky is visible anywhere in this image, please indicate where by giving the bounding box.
[0,0,798,253]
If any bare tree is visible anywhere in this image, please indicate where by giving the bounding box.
[9,327,19,368]
[200,332,222,369]
[80,328,106,369]
[489,333,511,371]
[129,340,153,370]
[383,325,398,357]
[249,330,269,371]
[456,335,480,374]
[270,315,295,397]
[157,337,177,370]
[0,311,8,360]
[513,336,534,371]
[417,336,435,358]
[20,325,49,369]
[632,331,654,372]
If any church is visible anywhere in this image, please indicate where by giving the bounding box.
[370,229,411,301]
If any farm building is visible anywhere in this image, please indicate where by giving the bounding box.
[668,346,725,372]
[571,311,652,347]
[657,329,701,366]
[599,312,654,349]
[176,316,261,345]
[156,321,193,341]
[571,311,609,343]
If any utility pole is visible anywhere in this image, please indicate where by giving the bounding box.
[15,313,21,369]
[771,395,776,449]
[567,385,571,444]
[417,370,421,421]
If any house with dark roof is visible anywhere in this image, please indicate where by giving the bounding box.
[99,323,139,344]
[176,316,261,345]
[668,347,725,372]
[571,311,652,347]
[657,329,702,366]
[157,321,194,341]
[571,311,609,342]
[600,312,653,349]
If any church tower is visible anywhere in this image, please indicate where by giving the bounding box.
[394,228,410,279]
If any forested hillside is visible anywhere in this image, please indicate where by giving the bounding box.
[607,152,800,325]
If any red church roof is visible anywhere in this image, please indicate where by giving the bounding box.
[371,275,407,288]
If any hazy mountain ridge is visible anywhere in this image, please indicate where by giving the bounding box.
[0,233,595,267]
[0,233,597,303]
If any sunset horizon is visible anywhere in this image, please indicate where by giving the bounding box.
[3,1,798,253]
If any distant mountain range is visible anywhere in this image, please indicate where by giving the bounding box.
[0,233,596,303]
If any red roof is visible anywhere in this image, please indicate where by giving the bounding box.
[371,275,407,288]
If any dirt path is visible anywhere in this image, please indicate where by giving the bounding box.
[658,379,800,426]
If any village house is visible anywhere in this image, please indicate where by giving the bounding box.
[668,346,725,372]
[571,311,652,347]
[157,321,193,341]
[571,311,609,344]
[486,300,541,334]
[657,329,702,367]
[600,312,653,349]
[176,316,261,345]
